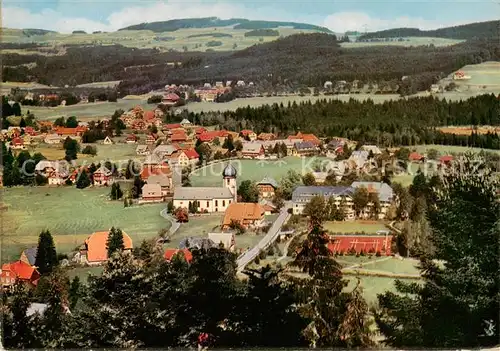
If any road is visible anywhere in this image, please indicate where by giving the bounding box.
[236,202,292,272]
[160,208,181,235]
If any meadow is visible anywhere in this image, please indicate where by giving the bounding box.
[323,221,389,234]
[1,187,169,263]
[190,157,326,186]
[413,144,500,155]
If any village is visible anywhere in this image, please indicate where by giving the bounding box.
[0,84,462,290]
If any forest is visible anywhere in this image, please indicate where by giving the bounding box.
[3,33,498,94]
[358,20,499,40]
[185,94,500,149]
[118,17,332,32]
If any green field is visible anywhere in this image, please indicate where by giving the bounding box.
[346,276,419,305]
[413,144,500,155]
[25,99,151,120]
[190,157,327,186]
[1,187,169,263]
[324,221,389,234]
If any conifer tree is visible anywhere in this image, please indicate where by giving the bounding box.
[75,170,91,189]
[35,230,58,274]
[106,227,125,258]
[110,182,123,200]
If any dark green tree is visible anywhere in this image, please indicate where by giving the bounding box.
[75,170,91,189]
[302,172,316,186]
[376,155,500,348]
[2,282,36,348]
[237,180,259,203]
[68,276,81,309]
[34,230,58,274]
[106,227,125,258]
[110,182,123,200]
[65,116,78,128]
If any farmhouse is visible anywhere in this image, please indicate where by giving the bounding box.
[292,186,355,219]
[360,145,382,155]
[222,203,265,230]
[136,144,152,155]
[293,141,318,156]
[146,174,171,196]
[257,133,276,141]
[173,164,237,213]
[35,160,68,177]
[351,181,394,219]
[153,144,178,160]
[126,134,138,144]
[93,165,113,186]
[257,177,278,198]
[409,152,425,162]
[240,130,257,141]
[197,130,229,144]
[328,233,393,256]
[146,134,158,145]
[1,260,40,288]
[140,162,171,181]
[78,230,133,265]
[207,232,236,251]
[288,132,321,146]
[171,130,188,143]
[54,126,87,137]
[170,149,199,168]
[11,137,25,150]
[164,248,193,263]
[141,183,164,203]
[48,170,69,185]
[241,142,265,159]
[180,118,192,127]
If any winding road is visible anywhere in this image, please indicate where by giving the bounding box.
[160,208,181,235]
[236,202,292,272]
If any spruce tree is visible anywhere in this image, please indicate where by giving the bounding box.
[106,227,125,258]
[75,170,91,189]
[110,183,123,200]
[34,230,58,274]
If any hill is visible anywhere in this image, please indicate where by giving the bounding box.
[119,17,332,33]
[358,20,499,40]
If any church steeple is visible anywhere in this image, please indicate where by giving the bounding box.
[222,163,237,202]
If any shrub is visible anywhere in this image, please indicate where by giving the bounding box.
[347,247,357,256]
[267,247,275,256]
[82,145,97,155]
[259,250,267,260]
[359,250,366,256]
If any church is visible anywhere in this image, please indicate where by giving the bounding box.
[172,164,237,213]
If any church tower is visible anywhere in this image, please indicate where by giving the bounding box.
[222,163,237,202]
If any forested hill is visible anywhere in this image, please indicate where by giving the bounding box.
[358,20,499,40]
[119,17,332,33]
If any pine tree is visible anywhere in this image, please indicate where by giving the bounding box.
[75,170,91,189]
[106,227,125,258]
[2,282,36,348]
[376,155,500,348]
[34,230,58,274]
[110,182,123,200]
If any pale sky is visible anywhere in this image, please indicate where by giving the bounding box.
[3,0,499,34]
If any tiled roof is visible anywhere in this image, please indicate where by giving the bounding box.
[146,174,170,187]
[164,248,192,262]
[409,152,424,161]
[222,203,264,227]
[174,187,233,200]
[240,129,255,136]
[165,123,182,129]
[350,182,393,202]
[294,141,316,150]
[84,230,133,263]
[258,177,278,188]
[242,142,263,153]
[292,186,354,202]
[2,260,39,281]
[183,148,199,159]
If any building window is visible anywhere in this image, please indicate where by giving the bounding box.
[207,201,209,207]
[227,179,230,185]
[223,200,225,206]
[215,200,218,206]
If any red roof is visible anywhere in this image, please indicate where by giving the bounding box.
[183,148,199,159]
[11,137,23,145]
[144,111,155,120]
[409,152,424,161]
[195,127,207,135]
[140,164,171,180]
[126,134,138,141]
[198,130,228,142]
[166,123,182,130]
[439,155,454,163]
[327,235,393,255]
[2,260,40,282]
[164,93,180,102]
[164,248,192,262]
[240,129,255,136]
[171,130,187,142]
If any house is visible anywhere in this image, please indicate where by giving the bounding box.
[162,93,181,106]
[292,186,355,219]
[22,134,33,145]
[439,155,454,166]
[11,137,26,150]
[23,127,37,136]
[207,232,236,251]
[288,132,321,146]
[78,230,133,265]
[48,170,69,185]
[146,134,157,145]
[103,136,114,145]
[1,260,40,287]
[173,164,237,212]
[179,237,216,250]
[195,127,207,136]
[222,203,265,229]
[93,165,113,186]
[241,142,265,159]
[324,81,333,89]
[171,130,188,143]
[328,233,393,255]
[236,80,245,86]
[164,248,193,263]
[349,150,369,169]
[136,144,152,156]
[153,144,178,160]
[361,145,382,155]
[126,134,138,144]
[140,162,171,181]
[293,141,318,156]
[350,181,394,219]
[262,204,276,215]
[170,149,199,168]
[409,152,425,162]
[35,160,67,177]
[180,118,192,127]
[20,247,37,266]
[328,139,346,152]
[257,177,278,198]
[257,133,276,141]
[146,174,171,196]
[240,130,257,141]
[164,123,183,131]
[312,171,329,184]
[198,130,228,144]
[141,183,164,202]
[54,126,87,137]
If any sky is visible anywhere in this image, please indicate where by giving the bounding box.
[3,0,499,34]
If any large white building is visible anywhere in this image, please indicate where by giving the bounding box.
[173,164,237,213]
[292,186,355,219]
